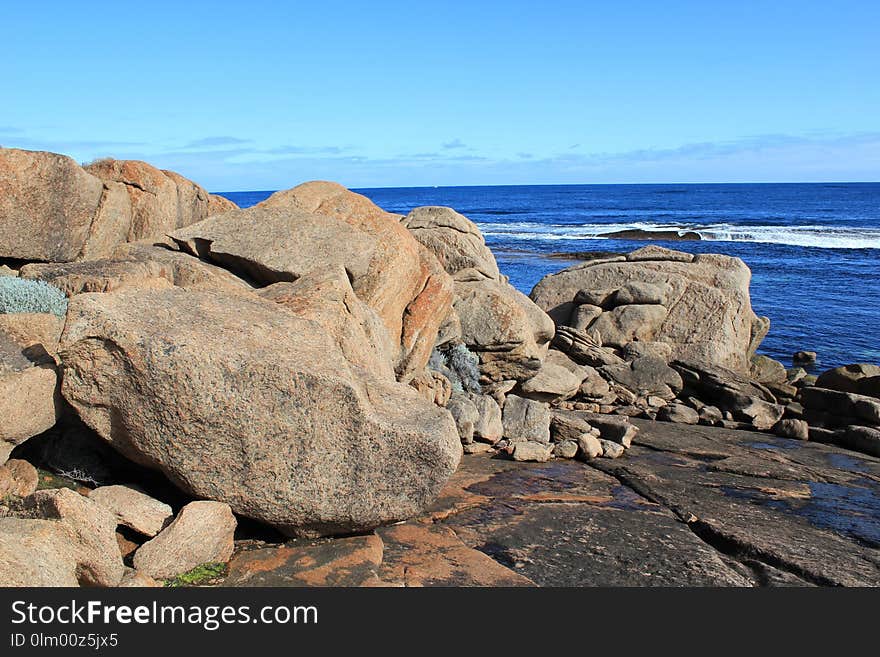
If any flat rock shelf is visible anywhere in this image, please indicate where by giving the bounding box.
[221,419,880,587]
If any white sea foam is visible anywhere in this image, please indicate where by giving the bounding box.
[476,221,880,249]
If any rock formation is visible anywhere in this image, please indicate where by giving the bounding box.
[0,148,237,262]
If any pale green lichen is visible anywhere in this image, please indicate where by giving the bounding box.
[0,277,68,317]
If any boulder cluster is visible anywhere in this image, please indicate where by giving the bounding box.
[1,146,877,587]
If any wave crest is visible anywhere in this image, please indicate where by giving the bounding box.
[476,221,880,249]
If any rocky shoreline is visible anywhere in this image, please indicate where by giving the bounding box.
[1,146,878,587]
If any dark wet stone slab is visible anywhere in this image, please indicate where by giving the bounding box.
[433,456,751,586]
[591,420,880,586]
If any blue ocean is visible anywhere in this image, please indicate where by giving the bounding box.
[220,183,880,371]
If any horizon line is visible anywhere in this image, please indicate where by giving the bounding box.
[214,180,880,194]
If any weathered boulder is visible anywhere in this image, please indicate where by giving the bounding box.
[0,518,80,586]
[1,148,105,261]
[598,439,626,459]
[0,313,64,361]
[801,387,880,426]
[58,288,461,537]
[453,278,553,382]
[531,246,768,372]
[19,259,174,296]
[401,206,500,280]
[552,326,625,368]
[402,205,553,382]
[509,441,554,462]
[577,433,603,459]
[502,395,551,443]
[657,403,700,425]
[113,242,255,293]
[599,356,683,401]
[88,485,173,538]
[84,158,238,244]
[409,368,453,406]
[133,501,236,580]
[469,393,503,443]
[750,355,788,385]
[774,418,810,441]
[815,364,880,397]
[0,148,236,262]
[0,459,39,498]
[549,412,599,443]
[553,439,579,459]
[571,412,639,447]
[257,267,396,381]
[171,182,453,382]
[516,349,585,402]
[792,351,817,366]
[0,332,59,462]
[26,488,125,587]
[447,393,479,444]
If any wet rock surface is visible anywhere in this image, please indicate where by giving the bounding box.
[593,419,880,586]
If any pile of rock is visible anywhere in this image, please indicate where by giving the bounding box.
[2,146,879,587]
[799,364,880,456]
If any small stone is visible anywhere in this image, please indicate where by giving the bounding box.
[657,403,700,425]
[27,488,124,587]
[469,393,503,444]
[133,501,236,580]
[463,442,493,455]
[0,459,38,498]
[88,485,173,537]
[792,351,817,366]
[774,419,809,441]
[550,413,595,443]
[447,394,479,444]
[502,395,551,443]
[598,439,625,459]
[577,434,603,459]
[553,440,579,459]
[698,405,723,426]
[787,368,808,384]
[118,568,162,587]
[511,441,554,462]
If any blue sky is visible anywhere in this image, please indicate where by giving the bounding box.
[2,1,878,190]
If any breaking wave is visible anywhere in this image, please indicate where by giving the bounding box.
[476,221,880,249]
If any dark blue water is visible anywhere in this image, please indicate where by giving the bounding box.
[220,183,880,370]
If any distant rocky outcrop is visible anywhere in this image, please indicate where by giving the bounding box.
[0,148,236,262]
[530,245,769,373]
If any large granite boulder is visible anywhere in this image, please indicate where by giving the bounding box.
[171,182,453,382]
[58,288,461,537]
[401,206,500,280]
[402,206,553,382]
[0,148,236,262]
[814,363,880,398]
[84,159,238,242]
[257,267,396,381]
[530,246,768,372]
